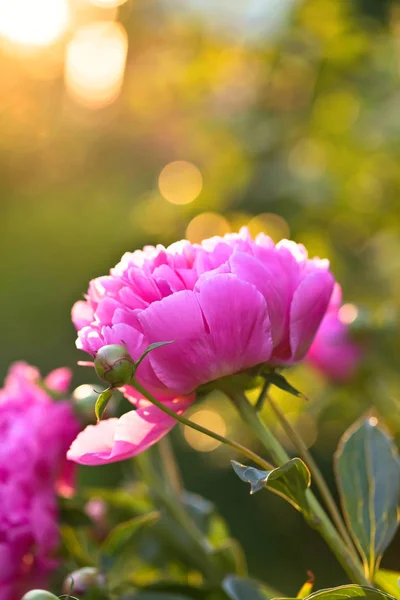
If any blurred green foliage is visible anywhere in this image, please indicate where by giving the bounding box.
[2,0,400,594]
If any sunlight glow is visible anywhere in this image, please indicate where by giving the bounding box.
[186,212,230,243]
[247,213,290,241]
[65,21,128,109]
[159,161,203,205]
[339,303,359,325]
[183,410,227,452]
[73,384,95,400]
[0,0,69,46]
[89,0,128,6]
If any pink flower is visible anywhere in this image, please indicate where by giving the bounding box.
[306,288,362,382]
[0,363,80,600]
[68,228,335,465]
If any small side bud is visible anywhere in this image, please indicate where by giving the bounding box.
[94,345,135,387]
[63,567,105,596]
[22,592,58,600]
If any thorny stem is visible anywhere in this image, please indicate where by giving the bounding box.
[227,389,369,586]
[265,392,360,563]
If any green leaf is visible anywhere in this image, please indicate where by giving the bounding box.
[95,387,116,421]
[135,341,174,369]
[231,458,311,513]
[223,575,278,600]
[275,584,397,600]
[60,525,96,567]
[129,594,195,600]
[84,483,153,513]
[334,417,400,579]
[103,513,160,590]
[375,570,400,599]
[211,538,247,577]
[101,512,159,556]
[263,372,307,401]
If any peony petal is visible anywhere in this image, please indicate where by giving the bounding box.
[67,396,195,465]
[138,290,215,393]
[327,282,342,312]
[114,395,194,452]
[101,323,144,361]
[230,250,289,346]
[290,270,334,361]
[196,274,273,376]
[67,418,126,465]
[45,368,72,394]
[72,300,94,330]
[139,275,272,394]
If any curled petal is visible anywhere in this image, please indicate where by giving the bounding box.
[290,270,335,361]
[67,395,195,465]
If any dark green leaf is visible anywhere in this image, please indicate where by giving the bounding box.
[135,341,174,369]
[231,458,311,513]
[334,417,400,579]
[59,497,93,528]
[130,583,213,600]
[275,584,397,600]
[263,372,307,401]
[375,570,400,599]
[223,575,278,600]
[95,387,116,421]
[181,491,215,534]
[101,512,159,556]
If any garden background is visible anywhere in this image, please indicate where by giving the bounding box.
[1,0,400,593]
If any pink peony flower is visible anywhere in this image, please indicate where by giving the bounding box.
[0,363,80,600]
[306,288,362,382]
[68,228,335,465]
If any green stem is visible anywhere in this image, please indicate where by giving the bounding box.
[132,379,274,471]
[135,451,222,585]
[158,437,184,497]
[266,393,360,562]
[228,389,369,586]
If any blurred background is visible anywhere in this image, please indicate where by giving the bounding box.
[2,0,400,594]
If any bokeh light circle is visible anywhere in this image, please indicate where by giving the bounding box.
[183,410,227,452]
[159,161,203,205]
[0,0,69,47]
[186,212,230,243]
[65,21,128,109]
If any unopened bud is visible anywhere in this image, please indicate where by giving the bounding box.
[94,345,135,387]
[22,592,58,600]
[63,567,104,595]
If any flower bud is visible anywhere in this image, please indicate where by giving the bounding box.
[63,567,104,595]
[22,592,58,600]
[94,345,135,387]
